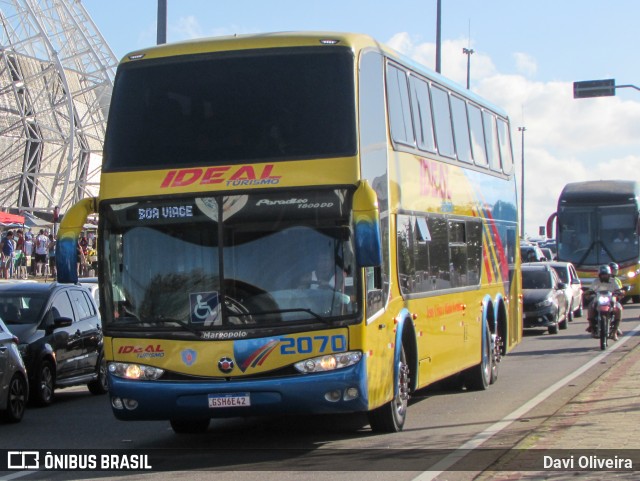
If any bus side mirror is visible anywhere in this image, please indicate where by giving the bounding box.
[353,181,382,268]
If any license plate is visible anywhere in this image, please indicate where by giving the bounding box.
[208,392,251,408]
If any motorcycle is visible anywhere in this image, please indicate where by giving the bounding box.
[587,286,629,350]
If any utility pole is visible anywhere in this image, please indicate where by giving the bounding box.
[157,0,167,45]
[463,47,474,89]
[518,126,526,238]
[435,0,441,73]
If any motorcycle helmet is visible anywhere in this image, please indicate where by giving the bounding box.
[609,262,619,276]
[598,264,611,280]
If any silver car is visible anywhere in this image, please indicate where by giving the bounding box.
[0,318,28,422]
[547,261,583,322]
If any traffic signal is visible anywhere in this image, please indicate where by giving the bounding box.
[573,79,615,99]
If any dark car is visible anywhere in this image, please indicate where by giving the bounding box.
[521,244,547,262]
[522,263,569,334]
[0,282,107,405]
[0,318,28,422]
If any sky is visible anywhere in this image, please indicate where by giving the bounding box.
[81,0,640,239]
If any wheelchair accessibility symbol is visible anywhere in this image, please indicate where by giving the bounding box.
[189,291,221,326]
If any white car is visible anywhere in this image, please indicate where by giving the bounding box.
[546,261,583,321]
[78,277,99,308]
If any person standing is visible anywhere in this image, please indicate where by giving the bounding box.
[47,234,57,279]
[23,233,34,279]
[0,231,15,279]
[35,229,49,276]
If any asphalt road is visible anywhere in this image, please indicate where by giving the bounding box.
[2,303,639,481]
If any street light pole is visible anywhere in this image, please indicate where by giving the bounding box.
[157,0,167,45]
[518,127,526,238]
[435,0,441,73]
[463,48,474,89]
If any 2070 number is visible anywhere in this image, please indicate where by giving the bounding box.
[280,335,347,355]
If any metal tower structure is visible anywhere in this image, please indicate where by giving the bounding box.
[0,0,116,218]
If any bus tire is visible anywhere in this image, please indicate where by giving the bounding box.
[464,324,491,391]
[170,418,210,434]
[368,347,409,433]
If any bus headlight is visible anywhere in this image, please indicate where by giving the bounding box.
[294,351,362,373]
[108,362,164,380]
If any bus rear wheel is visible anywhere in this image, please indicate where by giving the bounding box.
[170,418,210,434]
[368,347,409,433]
[464,324,492,391]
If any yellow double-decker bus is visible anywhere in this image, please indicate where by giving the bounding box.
[57,32,521,433]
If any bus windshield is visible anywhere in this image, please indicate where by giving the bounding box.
[100,190,360,334]
[104,47,357,171]
[558,204,639,265]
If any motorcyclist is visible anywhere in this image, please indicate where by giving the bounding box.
[586,265,623,340]
[608,262,624,336]
[608,262,623,289]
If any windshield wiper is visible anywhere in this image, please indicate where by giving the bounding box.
[223,306,334,324]
[151,317,203,336]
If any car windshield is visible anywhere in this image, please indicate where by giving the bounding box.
[0,293,47,325]
[101,190,360,334]
[522,270,552,290]
[551,267,568,283]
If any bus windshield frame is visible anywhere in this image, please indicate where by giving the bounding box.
[99,189,361,337]
[557,203,640,266]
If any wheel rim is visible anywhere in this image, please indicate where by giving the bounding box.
[394,360,410,420]
[9,377,26,419]
[482,332,491,381]
[40,365,54,402]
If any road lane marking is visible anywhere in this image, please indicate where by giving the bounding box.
[411,321,640,481]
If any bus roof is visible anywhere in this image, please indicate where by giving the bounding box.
[559,180,640,205]
[120,31,509,120]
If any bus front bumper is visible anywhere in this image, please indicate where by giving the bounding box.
[108,363,369,421]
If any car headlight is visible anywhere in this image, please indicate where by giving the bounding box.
[294,351,362,373]
[534,296,554,309]
[108,362,164,380]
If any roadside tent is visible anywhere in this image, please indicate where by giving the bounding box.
[23,213,51,228]
[0,211,25,226]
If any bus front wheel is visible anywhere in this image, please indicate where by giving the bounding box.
[368,347,409,433]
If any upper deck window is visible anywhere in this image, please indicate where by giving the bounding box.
[408,75,436,153]
[104,47,356,171]
[430,86,455,158]
[386,64,415,146]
